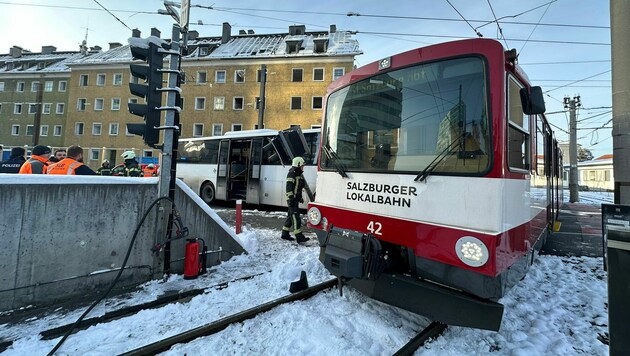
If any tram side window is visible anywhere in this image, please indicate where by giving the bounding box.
[507,77,530,171]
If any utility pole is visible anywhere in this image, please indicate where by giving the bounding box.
[258,64,267,129]
[564,95,581,203]
[33,82,43,145]
[611,0,630,204]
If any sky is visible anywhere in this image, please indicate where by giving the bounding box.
[0,191,613,355]
[0,0,614,158]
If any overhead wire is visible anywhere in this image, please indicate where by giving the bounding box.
[445,0,484,37]
[92,0,132,31]
[543,70,611,93]
[518,0,555,55]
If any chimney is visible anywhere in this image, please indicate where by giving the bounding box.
[41,46,56,54]
[90,45,102,52]
[330,24,337,33]
[188,30,199,40]
[289,25,306,36]
[221,22,232,44]
[109,42,123,50]
[10,46,22,58]
[132,28,141,38]
[151,27,161,38]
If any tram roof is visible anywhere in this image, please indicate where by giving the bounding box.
[179,128,320,142]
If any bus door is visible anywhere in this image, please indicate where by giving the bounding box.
[246,138,264,205]
[216,139,230,200]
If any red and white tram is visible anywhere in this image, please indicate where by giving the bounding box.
[306,38,563,330]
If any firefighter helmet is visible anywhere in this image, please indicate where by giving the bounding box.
[121,151,136,160]
[292,156,305,168]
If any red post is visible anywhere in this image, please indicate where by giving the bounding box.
[235,199,242,234]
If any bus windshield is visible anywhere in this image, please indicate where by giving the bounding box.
[322,56,491,175]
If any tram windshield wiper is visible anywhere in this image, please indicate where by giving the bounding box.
[414,136,462,183]
[323,143,349,178]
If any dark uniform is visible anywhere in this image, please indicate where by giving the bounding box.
[0,148,26,174]
[281,157,309,243]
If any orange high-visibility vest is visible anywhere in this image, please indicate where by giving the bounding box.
[19,155,49,174]
[47,158,84,175]
[142,167,158,177]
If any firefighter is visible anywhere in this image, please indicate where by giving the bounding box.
[19,145,51,174]
[281,156,309,243]
[143,163,158,177]
[112,151,141,177]
[97,159,112,176]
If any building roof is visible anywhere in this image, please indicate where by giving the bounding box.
[0,51,88,73]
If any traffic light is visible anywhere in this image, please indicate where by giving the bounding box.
[127,41,165,147]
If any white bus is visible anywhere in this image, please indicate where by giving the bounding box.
[177,128,320,208]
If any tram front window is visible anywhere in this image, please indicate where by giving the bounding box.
[322,56,491,175]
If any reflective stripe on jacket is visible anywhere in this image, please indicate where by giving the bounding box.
[19,155,49,174]
[47,158,84,175]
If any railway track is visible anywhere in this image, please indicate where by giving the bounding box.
[119,278,337,355]
[393,321,448,355]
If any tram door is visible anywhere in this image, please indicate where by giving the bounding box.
[216,139,230,200]
[246,138,263,205]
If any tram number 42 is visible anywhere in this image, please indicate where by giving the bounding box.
[367,221,383,236]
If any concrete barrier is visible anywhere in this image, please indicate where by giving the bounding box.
[0,174,245,312]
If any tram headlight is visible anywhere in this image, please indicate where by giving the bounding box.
[455,236,489,267]
[307,207,322,225]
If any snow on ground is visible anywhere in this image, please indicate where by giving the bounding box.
[0,193,611,355]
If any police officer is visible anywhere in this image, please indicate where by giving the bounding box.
[112,151,142,177]
[0,147,26,173]
[281,156,309,243]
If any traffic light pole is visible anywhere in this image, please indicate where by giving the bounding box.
[158,25,183,275]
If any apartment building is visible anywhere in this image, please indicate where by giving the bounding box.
[65,24,362,169]
[0,45,87,150]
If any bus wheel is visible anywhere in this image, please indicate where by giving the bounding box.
[200,182,215,204]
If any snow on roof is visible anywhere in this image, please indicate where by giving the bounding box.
[0,51,87,73]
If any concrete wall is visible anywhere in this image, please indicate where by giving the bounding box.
[0,175,245,312]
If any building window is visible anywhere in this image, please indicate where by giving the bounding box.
[28,104,38,114]
[234,69,245,83]
[214,96,225,110]
[196,71,207,84]
[31,81,40,92]
[113,73,123,86]
[333,67,345,81]
[75,122,84,135]
[96,73,106,86]
[232,124,242,131]
[312,96,323,110]
[54,125,62,136]
[212,123,223,136]
[56,103,65,114]
[143,150,154,158]
[128,98,138,104]
[90,149,99,161]
[77,98,87,111]
[26,125,34,136]
[215,70,226,83]
[195,97,206,110]
[193,123,204,137]
[44,81,54,92]
[79,74,88,86]
[92,123,102,135]
[11,125,20,136]
[292,68,303,82]
[111,98,121,111]
[291,96,302,110]
[313,68,324,81]
[199,47,208,56]
[40,125,49,136]
[94,98,104,111]
[0,82,4,91]
[109,123,119,135]
[43,103,52,114]
[58,81,67,92]
[233,97,244,110]
[14,103,23,114]
[17,81,25,92]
